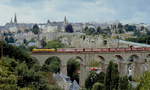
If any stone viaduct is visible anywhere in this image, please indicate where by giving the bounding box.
[32,49,150,87]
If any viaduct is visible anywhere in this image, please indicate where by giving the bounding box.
[31,48,150,87]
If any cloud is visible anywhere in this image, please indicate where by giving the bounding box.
[0,0,150,25]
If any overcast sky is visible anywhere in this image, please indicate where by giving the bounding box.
[0,0,150,25]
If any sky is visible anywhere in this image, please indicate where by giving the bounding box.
[0,0,150,25]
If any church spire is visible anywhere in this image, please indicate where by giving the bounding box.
[14,13,17,24]
[64,16,68,25]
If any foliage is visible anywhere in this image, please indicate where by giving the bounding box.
[97,26,102,34]
[41,38,47,48]
[84,27,96,35]
[137,72,150,90]
[28,46,37,51]
[41,56,61,73]
[45,40,64,49]
[67,58,80,83]
[119,76,129,90]
[86,61,131,90]
[0,41,38,68]
[125,35,150,44]
[92,82,104,90]
[105,61,119,90]
[32,24,40,35]
[23,39,28,45]
[0,58,18,90]
[89,60,101,67]
[0,42,63,90]
[85,71,105,89]
[83,26,111,35]
[65,24,74,33]
[124,24,136,32]
[5,36,16,43]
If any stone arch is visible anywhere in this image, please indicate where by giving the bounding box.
[146,54,150,62]
[143,54,150,72]
[67,56,84,85]
[31,56,40,65]
[147,54,150,57]
[43,56,62,73]
[96,55,106,72]
[114,55,126,75]
[127,54,140,77]
[114,55,124,61]
[128,54,139,62]
[44,56,61,65]
[97,55,105,63]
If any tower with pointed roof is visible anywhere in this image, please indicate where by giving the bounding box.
[64,16,68,25]
[14,13,17,24]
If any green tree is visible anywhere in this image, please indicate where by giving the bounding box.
[85,71,105,89]
[23,39,28,45]
[0,42,63,90]
[41,38,47,48]
[45,40,64,49]
[5,36,15,43]
[67,58,80,83]
[119,76,129,90]
[85,27,96,35]
[32,24,40,35]
[5,36,9,43]
[105,61,119,90]
[42,56,61,73]
[92,82,104,90]
[0,58,18,90]
[65,24,74,33]
[137,71,150,90]
[97,26,102,34]
[83,26,88,33]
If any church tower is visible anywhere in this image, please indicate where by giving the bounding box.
[14,13,17,24]
[64,16,68,25]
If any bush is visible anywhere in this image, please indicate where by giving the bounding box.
[92,82,104,90]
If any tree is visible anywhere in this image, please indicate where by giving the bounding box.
[5,36,15,43]
[85,71,105,89]
[0,42,63,90]
[119,76,129,90]
[92,82,104,90]
[42,56,61,73]
[41,38,47,48]
[118,23,123,29]
[97,72,105,84]
[105,61,119,90]
[32,24,40,35]
[97,26,102,34]
[65,24,74,33]
[83,26,88,33]
[67,59,80,83]
[85,27,96,35]
[0,58,18,90]
[45,40,64,49]
[137,71,150,90]
[23,39,28,45]
[0,41,37,68]
[5,36,9,43]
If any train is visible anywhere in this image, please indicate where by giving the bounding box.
[32,47,150,53]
